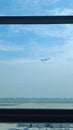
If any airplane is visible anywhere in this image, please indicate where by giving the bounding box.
[41,58,50,61]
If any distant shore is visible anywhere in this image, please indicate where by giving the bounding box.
[0,98,73,109]
[0,102,73,109]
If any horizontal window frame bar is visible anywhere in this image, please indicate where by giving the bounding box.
[0,109,73,123]
[0,16,73,24]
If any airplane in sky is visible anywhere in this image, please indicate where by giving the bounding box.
[41,58,51,61]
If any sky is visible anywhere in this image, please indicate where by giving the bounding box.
[0,0,73,98]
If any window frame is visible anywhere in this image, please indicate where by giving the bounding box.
[0,16,73,123]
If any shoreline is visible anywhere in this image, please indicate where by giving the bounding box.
[0,102,73,109]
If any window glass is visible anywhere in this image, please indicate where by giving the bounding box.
[0,24,73,109]
[0,123,73,129]
[0,0,73,16]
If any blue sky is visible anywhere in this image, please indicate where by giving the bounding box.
[0,0,73,16]
[0,0,73,98]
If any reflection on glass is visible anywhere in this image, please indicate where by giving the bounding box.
[0,123,73,130]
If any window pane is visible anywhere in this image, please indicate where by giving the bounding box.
[0,0,73,16]
[0,24,73,109]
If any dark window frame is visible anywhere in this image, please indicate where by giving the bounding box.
[0,16,73,24]
[0,16,73,123]
[0,108,73,123]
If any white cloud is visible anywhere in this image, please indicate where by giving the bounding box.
[47,8,73,15]
[10,24,73,39]
[46,39,73,61]
[12,0,60,15]
[9,23,73,62]
[0,40,24,52]
[1,37,73,64]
